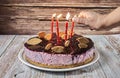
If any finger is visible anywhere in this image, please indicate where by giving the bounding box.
[79,13,88,24]
[72,17,80,23]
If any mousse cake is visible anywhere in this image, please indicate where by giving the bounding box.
[24,32,95,69]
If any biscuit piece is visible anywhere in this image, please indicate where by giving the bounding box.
[45,43,52,50]
[64,40,70,47]
[59,32,64,37]
[76,37,89,43]
[38,32,46,38]
[27,38,42,45]
[61,34,69,40]
[44,34,52,40]
[78,43,88,48]
[51,46,64,53]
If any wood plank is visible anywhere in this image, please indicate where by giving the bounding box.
[104,35,120,54]
[0,19,120,35]
[0,35,32,78]
[3,53,46,78]
[1,0,120,3]
[0,0,120,4]
[65,62,106,78]
[0,35,15,57]
[0,3,119,7]
[0,7,114,17]
[86,35,120,78]
[0,4,119,35]
[3,49,31,78]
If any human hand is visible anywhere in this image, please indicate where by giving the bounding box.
[73,11,105,30]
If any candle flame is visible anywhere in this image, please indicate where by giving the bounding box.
[57,14,62,19]
[66,12,70,20]
[52,13,56,18]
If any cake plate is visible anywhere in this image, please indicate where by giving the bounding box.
[18,49,100,72]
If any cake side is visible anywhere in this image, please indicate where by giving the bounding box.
[24,46,95,69]
[24,47,95,65]
[25,55,94,69]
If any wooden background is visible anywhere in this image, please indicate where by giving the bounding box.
[0,0,120,35]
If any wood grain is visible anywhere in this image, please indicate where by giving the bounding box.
[0,2,119,35]
[0,6,119,35]
[0,35,29,78]
[104,35,120,54]
[0,3,119,7]
[0,0,120,4]
[0,35,15,56]
[0,19,120,35]
[0,7,118,35]
[0,35,120,78]
[86,35,120,78]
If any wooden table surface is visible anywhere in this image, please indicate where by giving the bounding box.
[0,35,120,78]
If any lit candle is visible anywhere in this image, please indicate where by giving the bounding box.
[65,12,70,41]
[56,14,62,44]
[65,21,68,40]
[51,13,56,40]
[70,15,76,38]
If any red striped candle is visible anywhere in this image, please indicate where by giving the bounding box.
[65,21,68,40]
[51,13,56,40]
